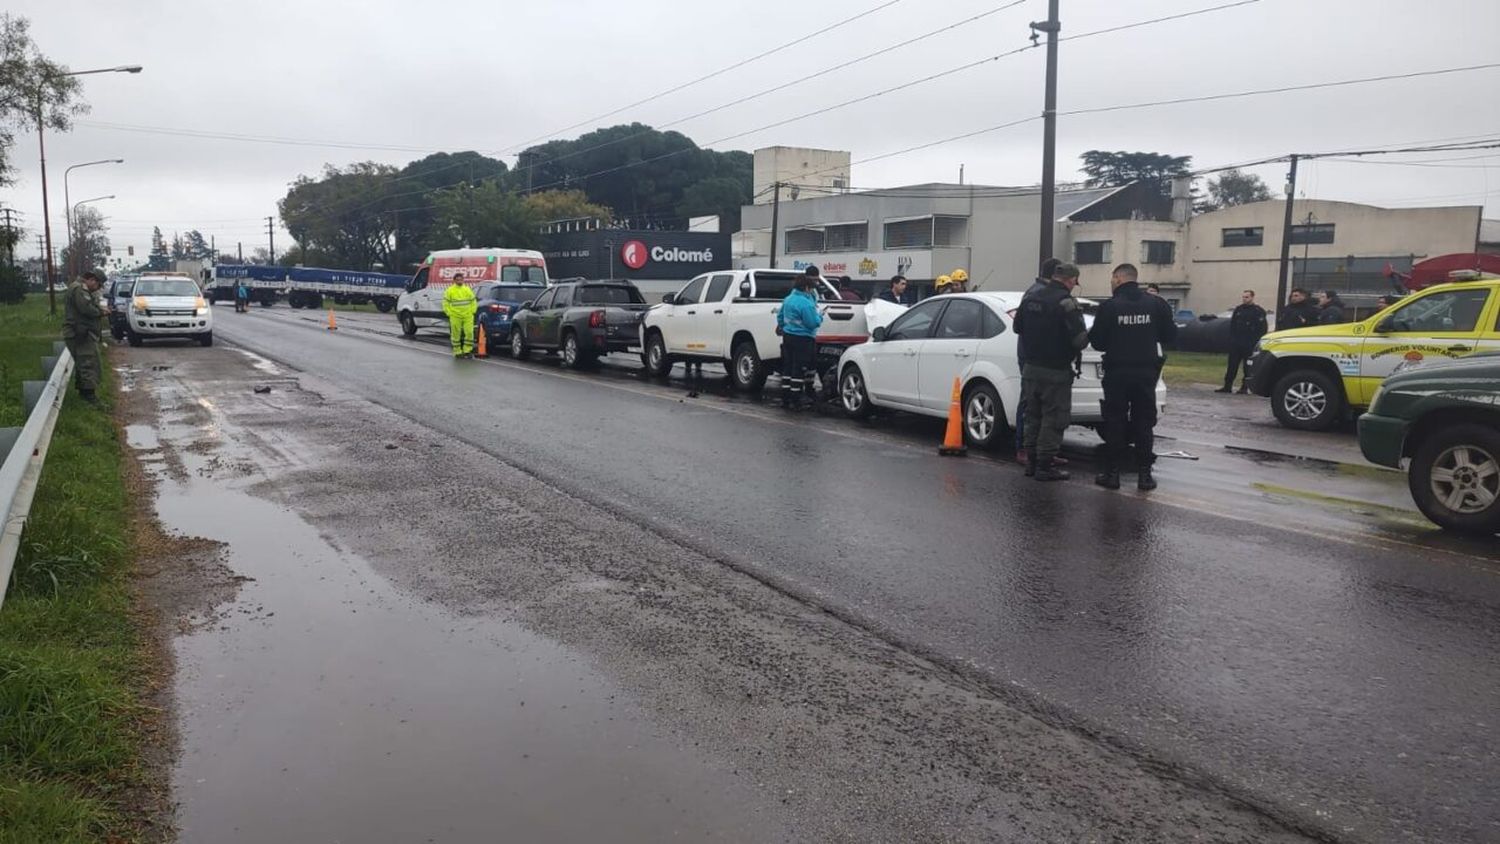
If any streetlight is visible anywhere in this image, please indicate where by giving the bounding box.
[36,64,142,312]
[68,195,114,276]
[64,158,124,279]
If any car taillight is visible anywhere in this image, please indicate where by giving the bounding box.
[588,309,606,328]
[487,304,502,313]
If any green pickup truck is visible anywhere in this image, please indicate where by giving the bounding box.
[1358,353,1500,534]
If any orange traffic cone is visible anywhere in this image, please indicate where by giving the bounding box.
[326,308,338,331]
[476,324,488,358]
[938,377,968,457]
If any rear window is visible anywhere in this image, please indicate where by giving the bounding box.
[751,274,799,300]
[481,284,544,301]
[578,285,644,305]
[136,279,199,297]
[500,264,548,285]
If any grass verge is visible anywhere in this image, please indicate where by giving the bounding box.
[1162,350,1231,388]
[0,295,157,843]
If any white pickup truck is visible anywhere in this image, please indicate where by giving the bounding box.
[639,269,870,391]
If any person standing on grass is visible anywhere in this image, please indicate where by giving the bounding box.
[1218,289,1267,394]
[63,269,106,404]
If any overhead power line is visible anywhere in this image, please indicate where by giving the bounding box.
[494,0,907,155]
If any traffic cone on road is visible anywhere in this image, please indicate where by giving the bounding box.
[938,377,968,457]
[476,325,488,358]
[326,309,338,331]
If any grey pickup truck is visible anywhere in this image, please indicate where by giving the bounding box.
[509,280,650,368]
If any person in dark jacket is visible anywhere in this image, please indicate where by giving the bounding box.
[1217,289,1267,393]
[876,275,911,305]
[1089,264,1177,490]
[1014,262,1088,481]
[63,270,107,404]
[1014,258,1065,467]
[777,269,824,409]
[1318,290,1348,324]
[1278,288,1319,330]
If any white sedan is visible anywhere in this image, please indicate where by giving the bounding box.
[836,292,1166,449]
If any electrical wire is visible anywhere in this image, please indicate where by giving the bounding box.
[493,0,907,155]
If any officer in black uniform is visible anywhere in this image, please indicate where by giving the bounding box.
[1087,263,1177,491]
[1014,262,1089,481]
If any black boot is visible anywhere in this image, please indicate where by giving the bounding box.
[1034,460,1070,482]
[1214,385,1232,393]
[1024,449,1038,477]
[1095,467,1120,489]
[1137,466,1157,491]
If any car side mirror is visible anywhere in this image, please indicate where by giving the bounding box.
[517,301,531,312]
[871,326,887,342]
[739,280,752,298]
[662,293,676,305]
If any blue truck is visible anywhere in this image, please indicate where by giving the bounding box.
[211,265,409,312]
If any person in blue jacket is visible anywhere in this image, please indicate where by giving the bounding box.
[777,266,824,409]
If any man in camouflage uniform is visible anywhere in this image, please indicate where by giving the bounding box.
[63,269,106,404]
[1013,262,1089,480]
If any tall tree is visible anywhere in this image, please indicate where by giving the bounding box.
[279,162,404,270]
[150,226,168,257]
[182,229,212,260]
[1079,150,1192,203]
[523,189,611,223]
[430,180,542,251]
[60,205,109,275]
[0,14,88,186]
[1198,169,1274,212]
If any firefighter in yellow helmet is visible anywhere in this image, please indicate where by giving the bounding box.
[442,273,479,358]
[950,268,970,293]
[933,274,954,295]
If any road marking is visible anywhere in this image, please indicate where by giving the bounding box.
[225,310,1500,569]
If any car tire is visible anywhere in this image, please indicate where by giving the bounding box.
[1408,423,1500,535]
[840,365,874,420]
[561,331,592,369]
[1271,369,1344,431]
[511,327,529,360]
[730,341,768,392]
[399,312,418,337]
[643,332,672,378]
[199,331,213,348]
[962,382,1007,449]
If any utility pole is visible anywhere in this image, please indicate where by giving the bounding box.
[1,208,14,267]
[1032,0,1061,267]
[1275,154,1300,310]
[265,216,276,264]
[237,241,243,262]
[36,98,59,312]
[769,181,782,269]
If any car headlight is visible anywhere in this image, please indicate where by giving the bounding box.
[132,297,147,312]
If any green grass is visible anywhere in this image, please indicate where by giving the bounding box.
[0,295,148,842]
[1162,350,1230,388]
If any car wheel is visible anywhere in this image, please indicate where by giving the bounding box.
[730,341,767,392]
[1271,369,1344,431]
[511,327,529,360]
[840,365,874,420]
[963,382,1007,449]
[375,298,394,313]
[643,332,672,378]
[199,331,213,348]
[1409,423,1500,535]
[399,312,418,337]
[562,332,586,369]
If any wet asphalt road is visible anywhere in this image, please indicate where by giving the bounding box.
[207,306,1499,843]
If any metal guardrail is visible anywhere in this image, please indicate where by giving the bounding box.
[0,343,74,610]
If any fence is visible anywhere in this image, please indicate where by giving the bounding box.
[0,343,74,609]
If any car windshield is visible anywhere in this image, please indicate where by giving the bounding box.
[135,279,200,297]
[115,282,134,297]
[482,284,544,301]
[500,264,548,285]
[578,285,644,305]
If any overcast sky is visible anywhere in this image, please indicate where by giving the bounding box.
[4,0,1498,263]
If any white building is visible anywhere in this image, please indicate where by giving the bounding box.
[752,146,851,206]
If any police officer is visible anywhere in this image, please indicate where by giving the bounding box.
[1014,262,1089,481]
[63,269,107,404]
[442,273,478,358]
[1088,263,1177,491]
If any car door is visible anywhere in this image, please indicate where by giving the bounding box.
[541,285,572,348]
[523,287,556,344]
[1357,286,1494,404]
[665,276,708,355]
[693,273,736,358]
[866,298,947,409]
[917,298,985,411]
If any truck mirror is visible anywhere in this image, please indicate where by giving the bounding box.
[661,293,676,305]
[871,326,887,342]
[739,280,752,298]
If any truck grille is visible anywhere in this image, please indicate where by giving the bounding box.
[147,308,195,317]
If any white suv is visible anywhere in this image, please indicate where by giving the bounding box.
[126,274,214,347]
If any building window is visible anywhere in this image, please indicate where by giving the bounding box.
[885,218,933,249]
[1222,227,1264,247]
[933,216,969,247]
[1142,240,1175,265]
[1075,241,1112,265]
[824,223,868,251]
[1289,223,1335,245]
[784,228,824,254]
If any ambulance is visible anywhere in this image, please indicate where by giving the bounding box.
[395,248,549,337]
[1247,270,1500,430]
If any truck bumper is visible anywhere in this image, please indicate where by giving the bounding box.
[1246,351,1276,396]
[1356,412,1408,468]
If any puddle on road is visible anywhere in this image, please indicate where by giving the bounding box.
[126,424,161,450]
[156,453,775,843]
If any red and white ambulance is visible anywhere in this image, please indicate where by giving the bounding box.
[396,248,549,337]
